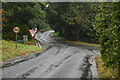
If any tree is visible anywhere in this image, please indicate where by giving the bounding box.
[2,2,46,40]
[47,2,99,42]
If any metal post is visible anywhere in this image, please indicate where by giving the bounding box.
[16,33,17,48]
[24,35,26,45]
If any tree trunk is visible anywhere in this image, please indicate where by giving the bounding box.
[75,21,80,41]
[76,27,80,41]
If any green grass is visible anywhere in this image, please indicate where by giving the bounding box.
[52,32,64,40]
[51,32,99,47]
[25,39,39,45]
[44,27,52,31]
[0,40,2,61]
[66,41,100,47]
[1,40,43,61]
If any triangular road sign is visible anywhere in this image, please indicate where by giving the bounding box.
[28,29,38,38]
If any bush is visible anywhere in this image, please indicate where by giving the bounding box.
[94,3,119,70]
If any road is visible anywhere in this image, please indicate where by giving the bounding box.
[1,31,100,79]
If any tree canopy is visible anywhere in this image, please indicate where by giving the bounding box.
[47,2,99,43]
[2,2,47,40]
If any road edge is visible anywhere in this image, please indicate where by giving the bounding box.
[0,45,52,68]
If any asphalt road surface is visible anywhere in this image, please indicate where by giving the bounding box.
[1,30,100,79]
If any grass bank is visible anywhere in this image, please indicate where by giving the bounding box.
[65,41,100,47]
[95,55,119,79]
[24,39,39,45]
[1,40,43,61]
[51,32,99,47]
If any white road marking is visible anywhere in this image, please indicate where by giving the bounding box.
[63,47,70,54]
[40,37,50,42]
[35,43,42,47]
[38,43,42,47]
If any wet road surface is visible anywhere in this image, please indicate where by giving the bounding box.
[1,31,100,78]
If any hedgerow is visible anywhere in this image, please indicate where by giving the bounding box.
[94,2,119,70]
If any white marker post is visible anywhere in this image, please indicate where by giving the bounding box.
[23,35,28,44]
[13,27,20,49]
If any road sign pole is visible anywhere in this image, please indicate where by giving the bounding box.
[16,33,17,49]
[13,27,20,49]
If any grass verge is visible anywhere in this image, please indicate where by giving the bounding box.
[24,39,39,45]
[95,54,119,79]
[1,40,43,61]
[51,32,99,47]
[0,40,2,61]
[66,41,100,47]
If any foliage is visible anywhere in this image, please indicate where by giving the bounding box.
[51,32,64,40]
[47,2,99,43]
[44,26,52,31]
[2,2,47,40]
[94,2,119,69]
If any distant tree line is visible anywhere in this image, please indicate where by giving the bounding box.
[47,2,99,43]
